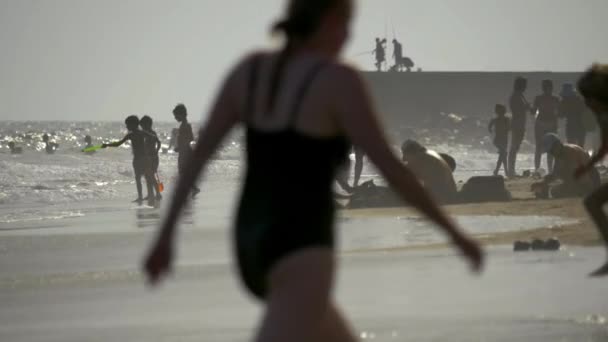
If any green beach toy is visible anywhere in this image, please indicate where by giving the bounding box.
[82,144,104,153]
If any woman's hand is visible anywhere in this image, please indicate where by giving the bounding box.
[143,231,174,286]
[452,234,484,273]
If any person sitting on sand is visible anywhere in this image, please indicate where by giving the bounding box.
[488,104,511,176]
[42,133,58,154]
[140,115,163,201]
[102,115,158,206]
[8,141,23,154]
[573,64,608,276]
[401,140,458,203]
[532,133,599,199]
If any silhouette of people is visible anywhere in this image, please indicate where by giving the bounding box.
[533,133,598,199]
[508,77,530,177]
[373,37,387,72]
[140,115,163,201]
[559,83,588,148]
[172,104,201,197]
[102,115,158,206]
[392,39,403,71]
[144,2,483,341]
[389,39,414,73]
[574,64,608,276]
[401,140,458,204]
[532,79,560,173]
[42,133,58,154]
[8,141,22,154]
[489,104,510,176]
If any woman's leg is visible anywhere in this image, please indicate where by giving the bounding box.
[255,248,350,342]
[318,304,358,342]
[583,185,608,276]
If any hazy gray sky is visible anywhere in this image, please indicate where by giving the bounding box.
[1,0,607,121]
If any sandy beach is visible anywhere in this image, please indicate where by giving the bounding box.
[346,177,603,252]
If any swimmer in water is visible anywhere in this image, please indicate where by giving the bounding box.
[8,141,23,154]
[102,115,158,206]
[143,3,483,340]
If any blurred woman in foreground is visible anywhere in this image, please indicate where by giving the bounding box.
[575,64,608,277]
[143,0,484,340]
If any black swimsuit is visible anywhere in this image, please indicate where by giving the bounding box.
[234,57,350,299]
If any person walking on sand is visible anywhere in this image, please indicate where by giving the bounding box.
[489,104,510,176]
[143,1,484,341]
[574,64,608,276]
[508,77,531,177]
[532,79,560,173]
[172,104,201,197]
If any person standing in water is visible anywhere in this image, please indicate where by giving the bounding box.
[83,135,96,155]
[532,79,560,173]
[559,83,588,148]
[574,64,608,276]
[172,104,201,197]
[140,115,163,201]
[103,115,158,206]
[508,77,530,177]
[42,133,58,154]
[489,104,510,176]
[144,2,483,341]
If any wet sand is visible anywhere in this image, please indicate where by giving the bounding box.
[345,177,602,251]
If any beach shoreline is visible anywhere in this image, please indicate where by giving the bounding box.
[344,177,602,252]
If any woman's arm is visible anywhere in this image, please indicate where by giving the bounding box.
[144,59,243,285]
[103,135,129,148]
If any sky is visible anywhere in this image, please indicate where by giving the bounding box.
[1,0,607,122]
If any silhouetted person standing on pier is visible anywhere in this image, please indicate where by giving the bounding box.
[374,37,386,72]
[508,77,530,177]
[532,80,560,173]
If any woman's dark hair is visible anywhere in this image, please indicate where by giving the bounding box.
[578,64,608,105]
[266,0,349,113]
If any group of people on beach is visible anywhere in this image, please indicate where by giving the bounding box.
[102,104,200,206]
[490,77,591,178]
